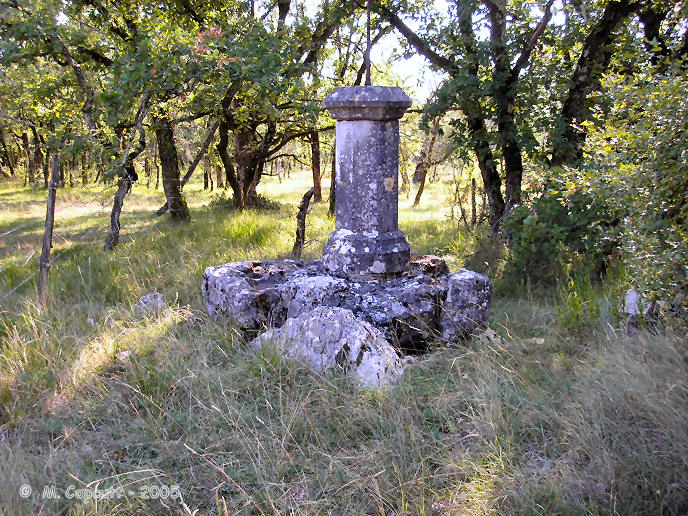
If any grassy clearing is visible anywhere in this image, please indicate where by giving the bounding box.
[0,172,686,515]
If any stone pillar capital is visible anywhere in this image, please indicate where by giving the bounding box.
[323,86,412,121]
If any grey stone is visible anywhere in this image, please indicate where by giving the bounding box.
[203,256,492,350]
[624,289,643,315]
[440,269,492,340]
[322,86,412,278]
[203,260,305,329]
[623,288,666,332]
[322,85,412,121]
[134,292,166,315]
[250,307,403,388]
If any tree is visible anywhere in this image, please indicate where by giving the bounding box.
[374,0,665,233]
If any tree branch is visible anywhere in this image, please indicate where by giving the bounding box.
[510,0,555,81]
[374,2,458,74]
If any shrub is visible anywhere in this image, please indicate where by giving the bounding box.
[504,173,620,285]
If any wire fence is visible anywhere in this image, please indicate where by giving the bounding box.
[0,225,103,305]
[0,184,116,305]
[0,183,114,242]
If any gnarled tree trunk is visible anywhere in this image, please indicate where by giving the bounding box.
[21,132,33,186]
[155,117,190,221]
[218,119,243,209]
[31,128,44,188]
[104,131,147,251]
[0,128,16,177]
[82,151,89,185]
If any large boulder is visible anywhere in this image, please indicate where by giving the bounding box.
[250,307,402,388]
[203,260,306,329]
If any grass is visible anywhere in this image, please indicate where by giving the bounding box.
[0,170,686,515]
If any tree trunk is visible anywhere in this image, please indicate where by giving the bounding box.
[471,177,477,227]
[82,151,89,185]
[104,176,133,251]
[470,117,505,233]
[104,134,146,251]
[459,4,505,233]
[144,155,152,188]
[292,188,315,259]
[551,0,639,166]
[156,118,190,221]
[155,160,160,190]
[168,120,221,194]
[413,117,440,207]
[412,167,426,207]
[38,154,60,306]
[21,132,32,186]
[310,131,322,202]
[218,119,243,209]
[0,127,16,176]
[241,121,276,207]
[235,129,253,205]
[23,133,34,185]
[94,155,103,183]
[399,161,409,194]
[486,2,525,213]
[216,164,223,189]
[31,128,44,188]
[203,156,211,191]
[152,137,160,190]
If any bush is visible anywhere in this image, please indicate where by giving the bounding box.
[506,66,688,303]
[504,174,620,285]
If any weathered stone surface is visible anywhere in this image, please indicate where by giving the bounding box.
[623,288,667,332]
[203,257,492,350]
[322,86,411,278]
[251,307,403,388]
[134,292,166,315]
[322,85,412,121]
[203,260,306,329]
[440,269,492,340]
[624,289,643,316]
[410,254,450,277]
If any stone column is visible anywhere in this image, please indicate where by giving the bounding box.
[322,86,412,278]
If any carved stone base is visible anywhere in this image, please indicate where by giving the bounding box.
[203,255,491,354]
[322,228,411,278]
